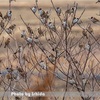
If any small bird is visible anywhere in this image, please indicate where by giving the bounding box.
[0,70,8,77]
[7,10,12,17]
[41,17,47,24]
[71,6,77,13]
[17,67,24,73]
[65,7,74,14]
[62,19,68,30]
[6,73,12,79]
[48,54,55,63]
[96,0,100,3]
[68,79,76,85]
[87,24,94,34]
[39,60,47,70]
[6,67,13,73]
[56,7,61,16]
[73,17,82,26]
[32,6,37,14]
[82,29,88,39]
[85,43,91,51]
[21,30,26,38]
[48,22,56,32]
[9,24,16,31]
[14,45,23,54]
[17,67,26,78]
[38,27,44,36]
[72,17,79,25]
[4,38,10,48]
[6,28,12,34]
[33,37,39,43]
[26,37,33,44]
[44,10,50,19]
[27,26,33,35]
[79,42,84,49]
[38,8,45,17]
[89,17,99,23]
[12,69,19,80]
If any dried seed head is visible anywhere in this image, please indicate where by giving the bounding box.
[56,7,61,16]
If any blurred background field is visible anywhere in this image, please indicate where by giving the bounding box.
[0,0,100,58]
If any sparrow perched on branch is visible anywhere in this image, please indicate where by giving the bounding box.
[82,29,88,39]
[38,27,44,36]
[56,7,61,16]
[4,38,10,48]
[39,60,47,70]
[6,28,12,34]
[21,30,26,38]
[38,8,45,17]
[6,67,13,72]
[41,17,47,24]
[7,10,12,17]
[65,7,75,14]
[9,24,16,31]
[27,26,33,35]
[33,37,39,43]
[17,67,24,73]
[85,43,91,51]
[62,19,68,30]
[48,54,55,63]
[48,22,56,32]
[32,6,37,14]
[72,17,82,25]
[14,45,23,54]
[26,37,33,44]
[17,67,26,78]
[89,17,99,23]
[87,24,94,34]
